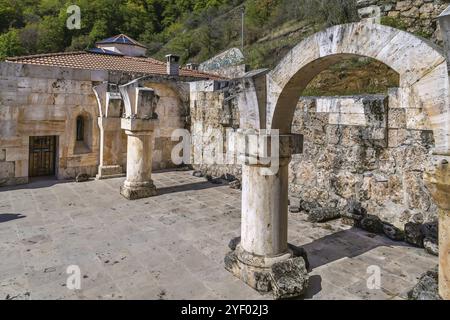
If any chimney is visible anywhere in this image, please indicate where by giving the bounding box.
[186,63,199,71]
[166,54,180,76]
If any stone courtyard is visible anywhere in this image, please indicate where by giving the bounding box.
[0,171,437,300]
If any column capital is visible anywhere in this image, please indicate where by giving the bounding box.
[121,117,159,134]
[236,129,303,166]
[424,155,450,211]
[97,116,121,131]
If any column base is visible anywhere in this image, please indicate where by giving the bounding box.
[120,182,157,200]
[224,243,309,299]
[96,165,125,180]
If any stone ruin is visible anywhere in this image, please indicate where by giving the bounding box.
[187,17,450,299]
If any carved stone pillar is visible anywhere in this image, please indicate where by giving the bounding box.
[424,156,450,300]
[120,118,158,200]
[118,81,160,200]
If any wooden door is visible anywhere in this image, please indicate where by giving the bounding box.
[29,136,56,177]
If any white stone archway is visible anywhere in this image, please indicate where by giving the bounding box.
[229,21,450,299]
[267,22,449,155]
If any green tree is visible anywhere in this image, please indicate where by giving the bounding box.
[0,28,25,60]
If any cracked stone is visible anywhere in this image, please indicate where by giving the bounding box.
[307,207,340,223]
[408,267,442,300]
[270,257,309,300]
[423,237,438,256]
[75,173,90,182]
[382,223,404,241]
[405,222,424,247]
[360,215,383,234]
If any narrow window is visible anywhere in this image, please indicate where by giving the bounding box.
[76,116,84,141]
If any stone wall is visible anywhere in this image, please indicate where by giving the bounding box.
[142,81,189,170]
[290,94,437,229]
[189,80,242,179]
[357,0,449,42]
[0,62,187,185]
[189,81,439,229]
[0,63,101,185]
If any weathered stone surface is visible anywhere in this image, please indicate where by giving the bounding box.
[192,170,203,177]
[270,257,309,300]
[421,221,438,240]
[408,267,442,300]
[0,62,189,185]
[120,184,157,200]
[360,215,384,234]
[405,222,425,247]
[382,223,405,241]
[0,171,439,300]
[229,179,241,190]
[228,236,241,251]
[307,207,341,223]
[423,237,439,256]
[75,173,90,183]
[224,249,272,293]
[288,243,310,271]
[358,0,447,44]
[289,206,301,213]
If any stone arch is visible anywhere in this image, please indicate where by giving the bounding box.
[267,22,450,155]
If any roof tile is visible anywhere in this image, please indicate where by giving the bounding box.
[6,51,224,80]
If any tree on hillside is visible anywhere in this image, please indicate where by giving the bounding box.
[0,28,25,59]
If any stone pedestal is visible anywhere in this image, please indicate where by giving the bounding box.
[96,117,124,180]
[424,156,450,300]
[120,118,158,200]
[225,131,307,299]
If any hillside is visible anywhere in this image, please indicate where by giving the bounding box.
[0,0,442,95]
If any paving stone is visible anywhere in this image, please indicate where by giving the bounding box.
[0,171,438,300]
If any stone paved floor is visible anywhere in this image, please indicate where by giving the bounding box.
[0,170,438,300]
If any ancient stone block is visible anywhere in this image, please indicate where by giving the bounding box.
[388,108,407,128]
[270,257,309,300]
[408,267,442,300]
[307,207,341,223]
[405,222,425,247]
[382,223,405,241]
[360,215,384,233]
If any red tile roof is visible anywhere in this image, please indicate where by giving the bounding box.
[6,51,224,80]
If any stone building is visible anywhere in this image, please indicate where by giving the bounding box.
[1,6,450,300]
[0,34,218,186]
[190,17,450,298]
[357,0,449,42]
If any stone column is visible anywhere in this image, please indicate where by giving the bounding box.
[225,130,307,299]
[96,117,124,179]
[118,82,160,200]
[94,85,125,180]
[433,6,450,300]
[424,156,450,300]
[120,118,158,200]
[241,157,291,258]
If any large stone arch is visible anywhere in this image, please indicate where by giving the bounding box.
[267,22,450,155]
[228,20,450,299]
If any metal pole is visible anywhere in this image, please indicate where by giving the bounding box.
[241,6,245,55]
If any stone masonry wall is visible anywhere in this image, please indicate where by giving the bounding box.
[190,80,242,179]
[357,0,449,42]
[0,63,101,185]
[190,82,439,229]
[0,62,187,186]
[290,95,437,229]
